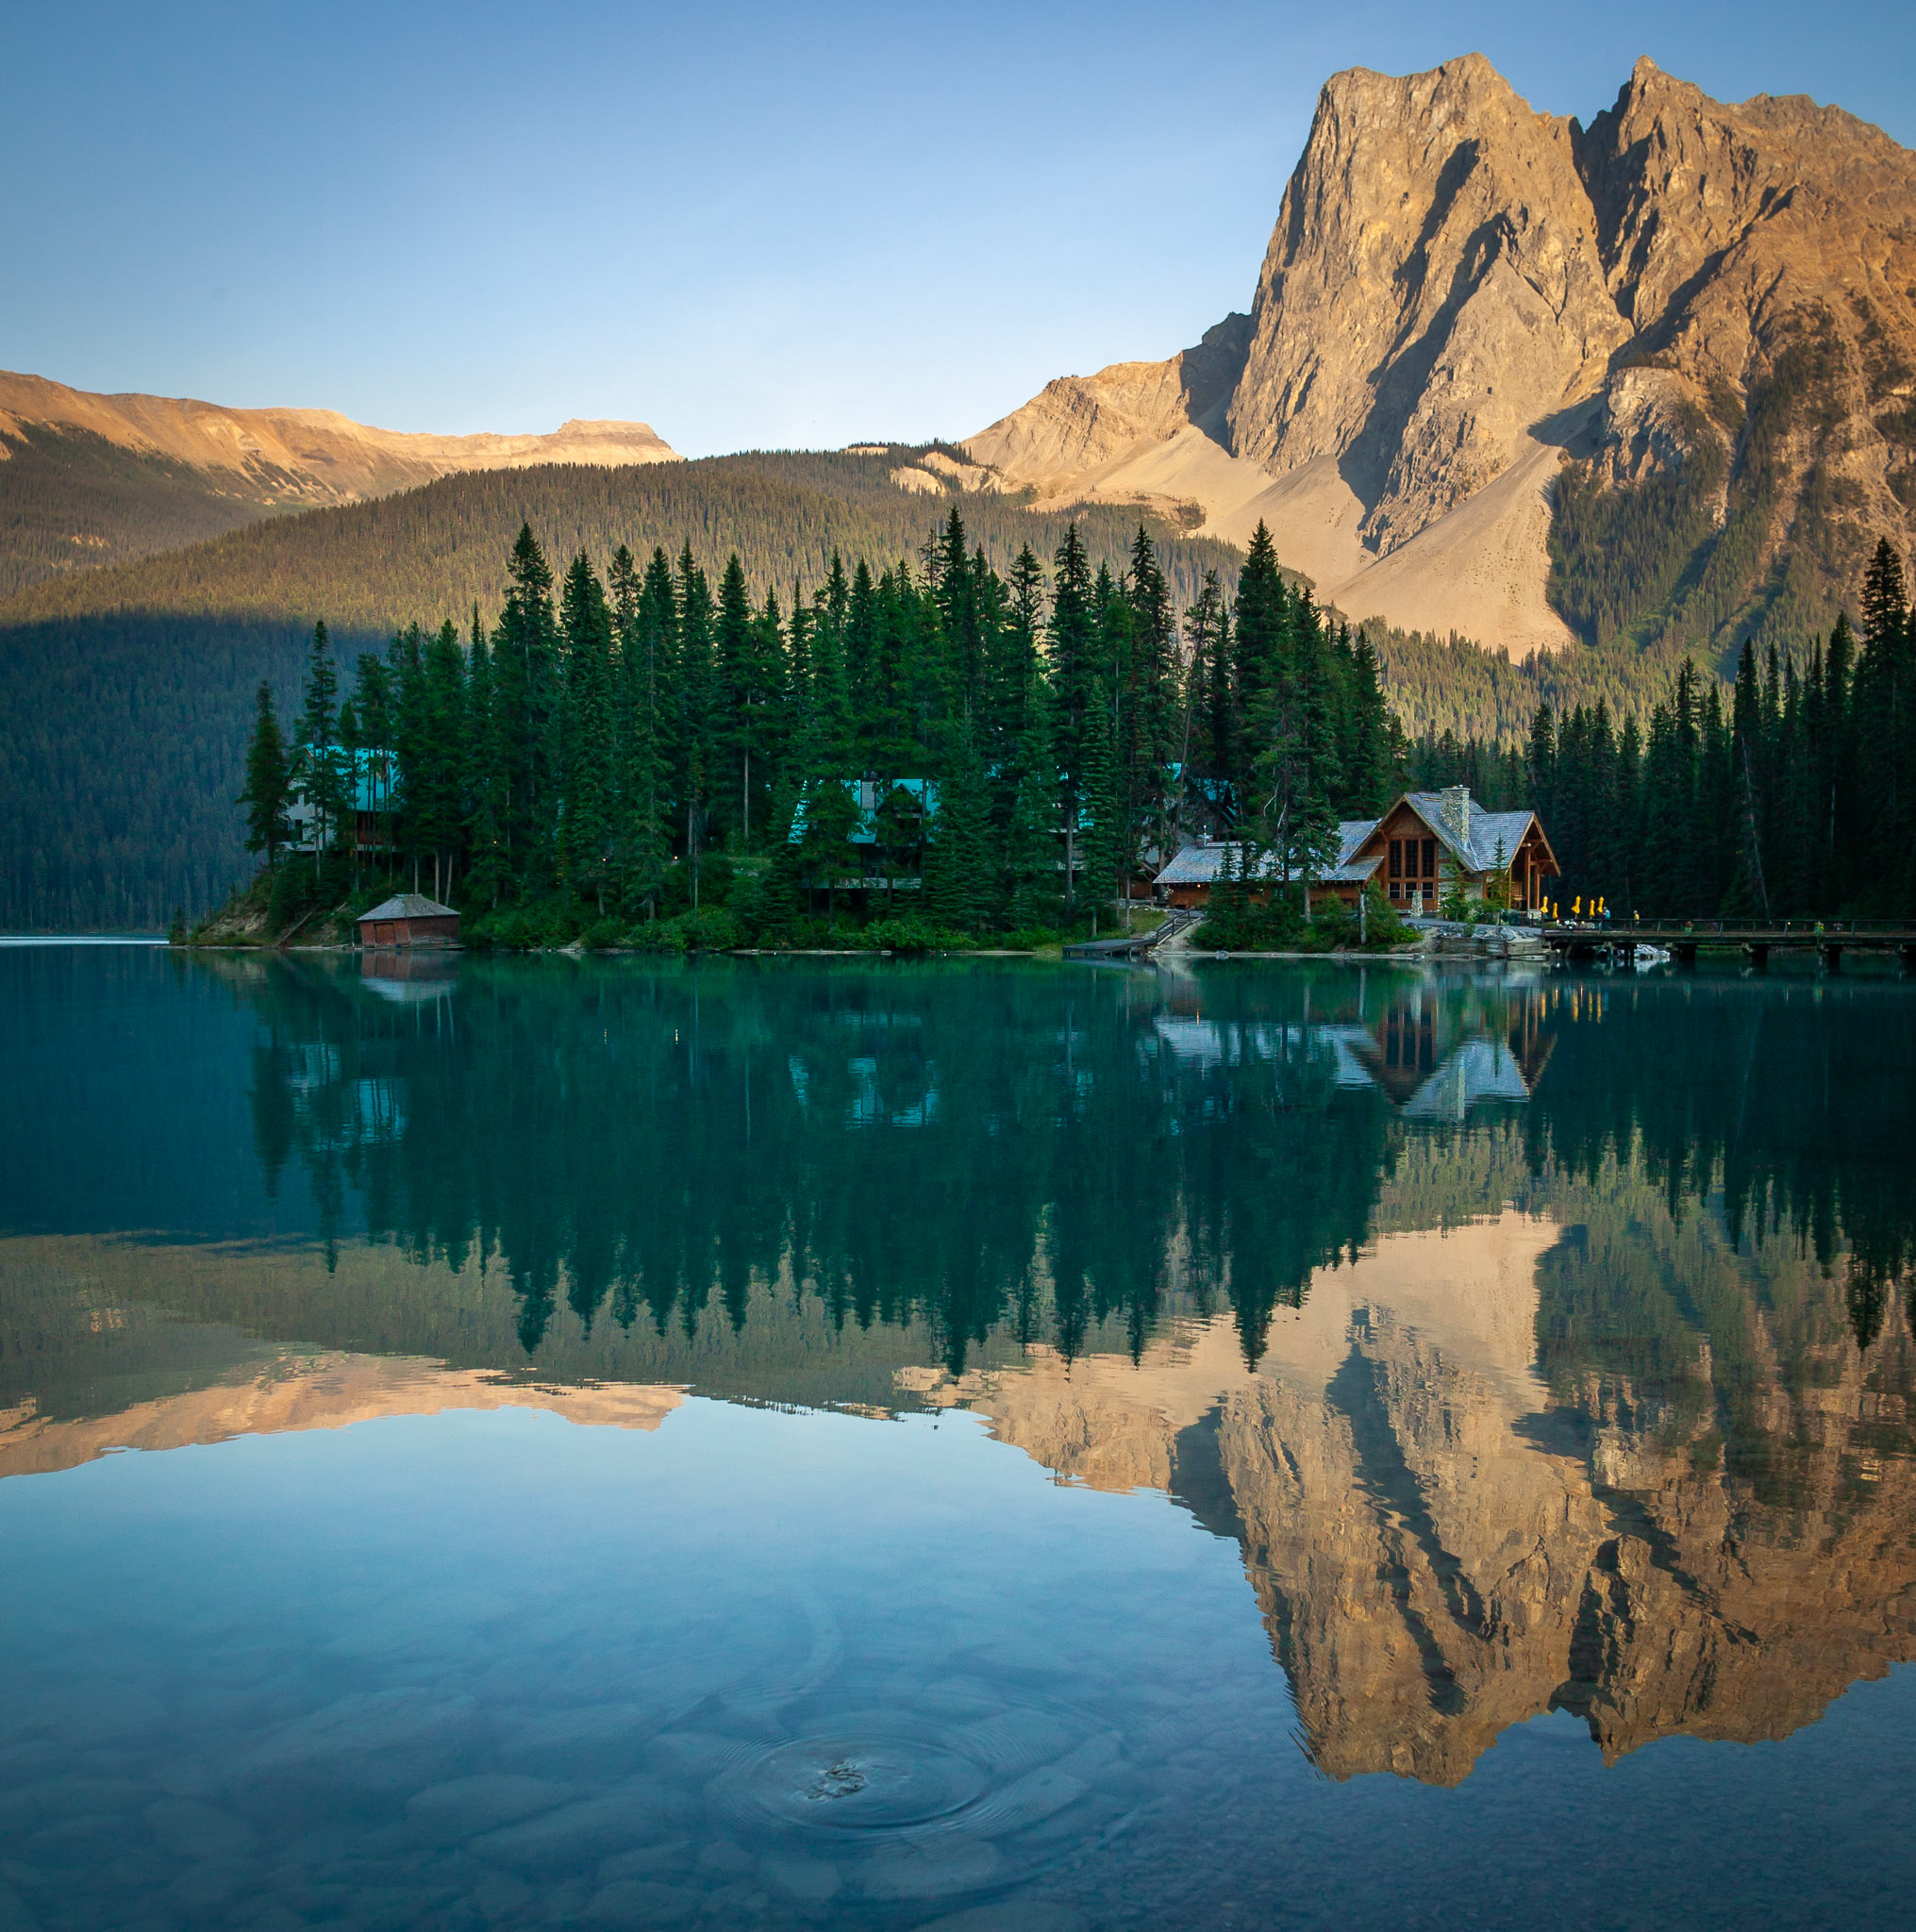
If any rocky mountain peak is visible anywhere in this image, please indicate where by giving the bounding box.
[967,53,1916,658]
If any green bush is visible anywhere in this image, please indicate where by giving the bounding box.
[628,906,745,953]
[1200,883,1414,953]
[859,915,968,953]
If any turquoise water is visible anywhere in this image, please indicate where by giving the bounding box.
[3,948,1915,1929]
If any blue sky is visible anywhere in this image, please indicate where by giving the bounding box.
[5,0,1911,456]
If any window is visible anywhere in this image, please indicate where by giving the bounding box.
[1388,840,1403,879]
[1422,839,1437,878]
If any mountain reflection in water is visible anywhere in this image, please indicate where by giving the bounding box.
[5,950,1914,1811]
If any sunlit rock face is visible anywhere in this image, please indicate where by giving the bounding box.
[968,53,1916,655]
[945,1210,1916,1786]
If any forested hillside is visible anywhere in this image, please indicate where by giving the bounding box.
[0,423,297,602]
[0,448,1236,631]
[0,452,1238,928]
[224,511,1404,956]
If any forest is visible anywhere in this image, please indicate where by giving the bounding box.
[1414,540,1916,921]
[232,513,1407,951]
[227,503,1916,952]
[0,451,1237,930]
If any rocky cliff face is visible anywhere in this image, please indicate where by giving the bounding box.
[967,55,1916,658]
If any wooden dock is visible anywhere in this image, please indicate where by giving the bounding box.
[1542,918,1916,969]
[1063,908,1206,961]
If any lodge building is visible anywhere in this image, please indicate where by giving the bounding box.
[1156,788,1559,914]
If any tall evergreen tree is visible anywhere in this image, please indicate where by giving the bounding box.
[558,552,616,908]
[295,620,348,856]
[238,681,293,871]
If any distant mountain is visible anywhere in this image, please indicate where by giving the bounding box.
[0,369,677,600]
[968,54,1916,661]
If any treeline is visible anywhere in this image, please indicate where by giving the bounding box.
[1394,540,1916,920]
[0,421,289,603]
[1524,540,1916,917]
[1,447,1239,631]
[242,514,1408,946]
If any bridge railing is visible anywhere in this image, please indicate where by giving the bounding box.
[1539,917,1915,940]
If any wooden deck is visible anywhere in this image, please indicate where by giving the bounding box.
[1542,918,1916,968]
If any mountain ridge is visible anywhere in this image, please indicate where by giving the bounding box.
[0,369,678,601]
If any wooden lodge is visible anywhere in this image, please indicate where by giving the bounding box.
[356,893,461,948]
[1155,788,1560,914]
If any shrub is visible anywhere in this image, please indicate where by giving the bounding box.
[629,906,744,954]
[860,915,966,953]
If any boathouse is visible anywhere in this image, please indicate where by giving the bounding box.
[356,893,461,948]
[1155,788,1559,913]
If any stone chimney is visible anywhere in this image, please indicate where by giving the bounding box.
[1440,786,1472,843]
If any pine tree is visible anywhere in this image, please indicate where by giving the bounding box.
[1181,571,1232,837]
[420,618,468,901]
[1079,684,1125,921]
[238,681,292,871]
[492,525,560,881]
[1231,523,1287,818]
[925,718,995,936]
[1048,525,1096,823]
[295,620,348,857]
[559,552,616,908]
[713,552,758,847]
[1006,672,1062,928]
[465,608,503,908]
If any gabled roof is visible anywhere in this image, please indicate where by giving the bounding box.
[1388,794,1543,874]
[1155,822,1381,888]
[358,893,458,923]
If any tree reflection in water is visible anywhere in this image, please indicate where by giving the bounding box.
[196,957,1916,1776]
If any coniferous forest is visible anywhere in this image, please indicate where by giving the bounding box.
[3,423,1910,934]
[221,509,1916,952]
[229,513,1408,951]
[0,452,1238,930]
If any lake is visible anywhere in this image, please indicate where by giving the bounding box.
[4,945,1915,1930]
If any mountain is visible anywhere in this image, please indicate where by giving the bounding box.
[968,54,1916,660]
[0,369,677,601]
[954,1205,1916,1785]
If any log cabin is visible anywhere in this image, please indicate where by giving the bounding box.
[1155,788,1559,914]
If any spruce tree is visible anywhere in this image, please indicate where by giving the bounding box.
[296,620,348,857]
[1048,525,1096,825]
[1079,685,1125,921]
[1006,673,1062,929]
[559,553,616,908]
[238,681,292,871]
[925,719,994,936]
[492,525,560,880]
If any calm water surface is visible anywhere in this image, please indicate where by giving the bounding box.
[4,948,1915,1930]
